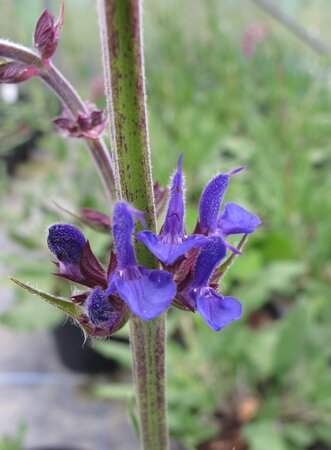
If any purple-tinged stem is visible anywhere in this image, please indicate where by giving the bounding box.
[0,40,116,200]
[97,1,169,449]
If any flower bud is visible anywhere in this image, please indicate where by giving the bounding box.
[0,62,38,84]
[47,224,86,275]
[34,2,64,61]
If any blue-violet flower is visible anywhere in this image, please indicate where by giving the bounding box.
[106,202,176,320]
[85,286,126,330]
[47,223,86,278]
[186,236,242,330]
[137,154,207,265]
[198,167,261,253]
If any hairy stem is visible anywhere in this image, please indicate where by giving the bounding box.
[0,40,116,200]
[98,1,169,449]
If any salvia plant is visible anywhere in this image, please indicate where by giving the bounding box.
[1,2,260,449]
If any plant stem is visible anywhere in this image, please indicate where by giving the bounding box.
[250,0,331,58]
[0,40,116,200]
[129,314,168,449]
[98,1,169,449]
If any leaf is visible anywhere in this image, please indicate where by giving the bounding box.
[282,423,314,447]
[244,420,287,450]
[9,277,81,316]
[272,301,309,375]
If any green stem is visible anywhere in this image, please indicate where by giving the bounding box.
[129,314,168,449]
[98,1,169,449]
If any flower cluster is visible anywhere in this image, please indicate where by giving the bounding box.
[53,102,106,140]
[47,155,260,335]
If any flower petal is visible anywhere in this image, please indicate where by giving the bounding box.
[193,237,227,287]
[218,202,261,235]
[136,230,207,265]
[199,173,229,233]
[196,288,242,331]
[115,268,176,320]
[112,202,138,269]
[163,153,184,237]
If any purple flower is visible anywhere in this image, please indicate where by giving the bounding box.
[137,154,207,265]
[47,223,86,278]
[198,167,261,253]
[47,223,107,288]
[106,202,176,320]
[0,62,38,84]
[186,237,242,331]
[34,1,64,62]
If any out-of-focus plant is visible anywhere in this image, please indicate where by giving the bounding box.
[0,423,26,450]
[0,2,260,450]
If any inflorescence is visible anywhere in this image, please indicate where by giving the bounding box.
[47,154,261,336]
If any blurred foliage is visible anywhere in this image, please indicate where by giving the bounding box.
[1,0,331,449]
[0,423,26,450]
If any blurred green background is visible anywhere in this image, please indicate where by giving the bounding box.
[1,0,331,449]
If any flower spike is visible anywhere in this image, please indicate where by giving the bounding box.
[137,154,207,265]
[107,202,176,320]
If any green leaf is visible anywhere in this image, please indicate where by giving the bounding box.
[273,301,308,375]
[244,420,287,450]
[9,277,81,316]
[283,423,314,447]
